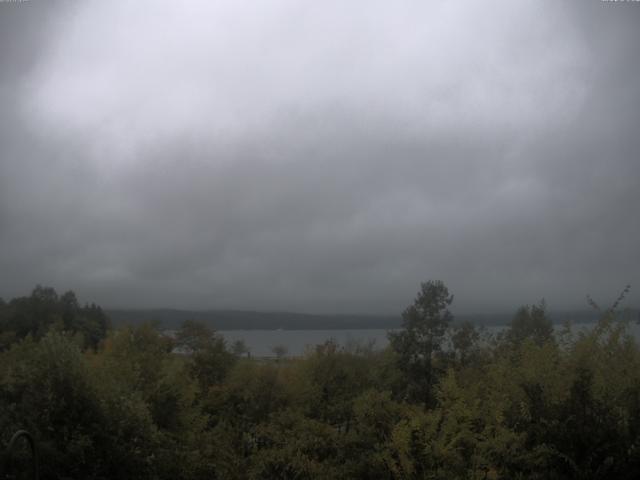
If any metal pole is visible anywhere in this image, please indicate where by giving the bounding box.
[3,430,39,480]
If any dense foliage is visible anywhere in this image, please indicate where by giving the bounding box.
[1,283,639,479]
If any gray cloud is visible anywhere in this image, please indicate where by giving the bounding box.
[0,0,639,315]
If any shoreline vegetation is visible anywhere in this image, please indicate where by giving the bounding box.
[2,282,640,479]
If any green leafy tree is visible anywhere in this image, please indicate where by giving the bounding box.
[91,323,210,479]
[232,339,250,357]
[249,410,345,480]
[0,286,109,351]
[0,332,108,479]
[388,280,453,407]
[175,320,235,390]
[451,321,480,366]
[296,340,372,427]
[348,389,409,479]
[506,300,554,347]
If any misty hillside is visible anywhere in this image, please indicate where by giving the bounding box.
[106,308,401,330]
[105,308,620,330]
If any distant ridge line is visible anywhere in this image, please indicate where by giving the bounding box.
[104,308,624,330]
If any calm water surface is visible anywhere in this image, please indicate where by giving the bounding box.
[219,322,640,358]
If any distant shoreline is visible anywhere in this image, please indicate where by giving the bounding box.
[106,308,635,331]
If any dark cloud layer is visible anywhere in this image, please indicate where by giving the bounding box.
[1,1,639,314]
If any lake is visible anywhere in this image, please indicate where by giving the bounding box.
[219,321,640,357]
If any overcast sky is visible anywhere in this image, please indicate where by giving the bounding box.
[0,0,638,315]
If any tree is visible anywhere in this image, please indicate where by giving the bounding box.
[0,332,108,479]
[175,320,235,389]
[175,319,216,352]
[451,321,480,366]
[0,286,109,351]
[389,280,453,407]
[272,345,288,361]
[232,339,250,357]
[506,300,553,347]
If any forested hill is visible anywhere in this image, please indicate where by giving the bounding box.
[105,308,613,330]
[106,309,402,330]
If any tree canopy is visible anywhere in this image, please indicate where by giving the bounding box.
[388,280,453,406]
[1,282,639,479]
